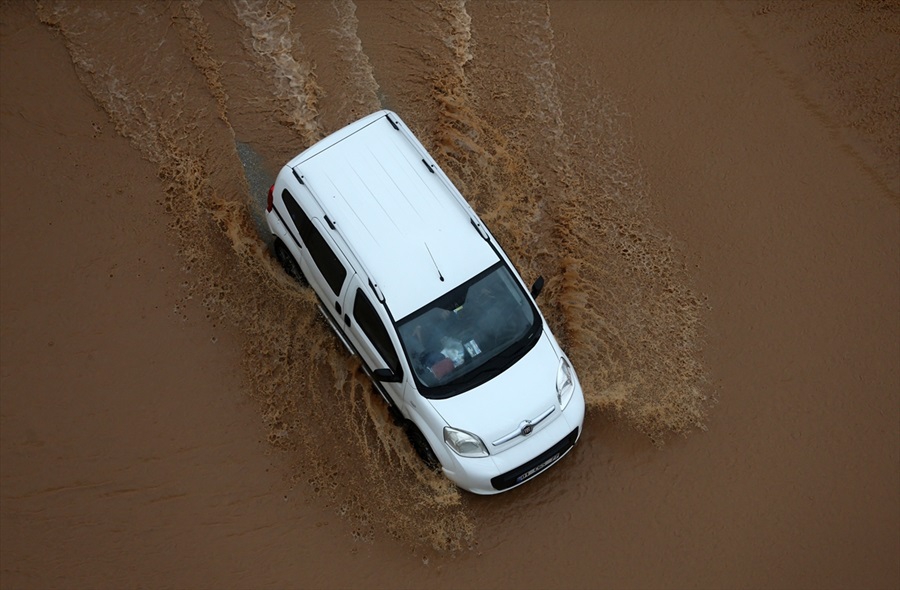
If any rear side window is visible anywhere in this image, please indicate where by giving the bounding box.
[282,189,347,295]
[353,288,401,374]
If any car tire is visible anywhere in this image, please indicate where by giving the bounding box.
[273,239,308,285]
[404,422,440,470]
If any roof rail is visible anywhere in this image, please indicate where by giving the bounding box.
[470,217,491,242]
[385,113,400,130]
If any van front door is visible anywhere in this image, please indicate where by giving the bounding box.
[340,275,406,410]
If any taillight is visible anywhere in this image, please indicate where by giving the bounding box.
[266,185,274,212]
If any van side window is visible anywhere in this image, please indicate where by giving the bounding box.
[282,189,347,295]
[353,288,401,374]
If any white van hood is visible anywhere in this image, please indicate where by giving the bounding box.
[429,331,561,448]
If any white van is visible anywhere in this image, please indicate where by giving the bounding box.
[265,110,584,494]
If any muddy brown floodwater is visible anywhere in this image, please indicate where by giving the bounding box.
[1,1,897,589]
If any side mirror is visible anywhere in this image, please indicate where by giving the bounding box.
[373,368,402,383]
[531,276,545,299]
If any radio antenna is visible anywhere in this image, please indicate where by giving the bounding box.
[423,242,445,282]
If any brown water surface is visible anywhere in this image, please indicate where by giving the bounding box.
[2,1,897,588]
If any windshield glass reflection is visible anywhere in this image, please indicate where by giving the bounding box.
[397,262,539,397]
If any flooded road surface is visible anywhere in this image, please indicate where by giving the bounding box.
[2,1,897,588]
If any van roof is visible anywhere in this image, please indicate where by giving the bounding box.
[288,111,498,320]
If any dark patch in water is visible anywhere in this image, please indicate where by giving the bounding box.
[235,140,274,243]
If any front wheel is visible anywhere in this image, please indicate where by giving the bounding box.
[404,422,440,470]
[273,240,307,285]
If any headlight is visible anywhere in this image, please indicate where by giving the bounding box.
[443,427,489,458]
[557,357,575,409]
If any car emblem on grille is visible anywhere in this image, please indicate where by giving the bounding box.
[493,406,555,446]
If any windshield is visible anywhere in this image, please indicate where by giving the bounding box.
[396,262,541,398]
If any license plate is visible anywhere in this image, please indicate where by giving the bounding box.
[516,452,560,484]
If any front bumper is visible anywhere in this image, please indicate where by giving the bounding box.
[440,388,585,494]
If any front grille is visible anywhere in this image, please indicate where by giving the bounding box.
[490,427,579,491]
